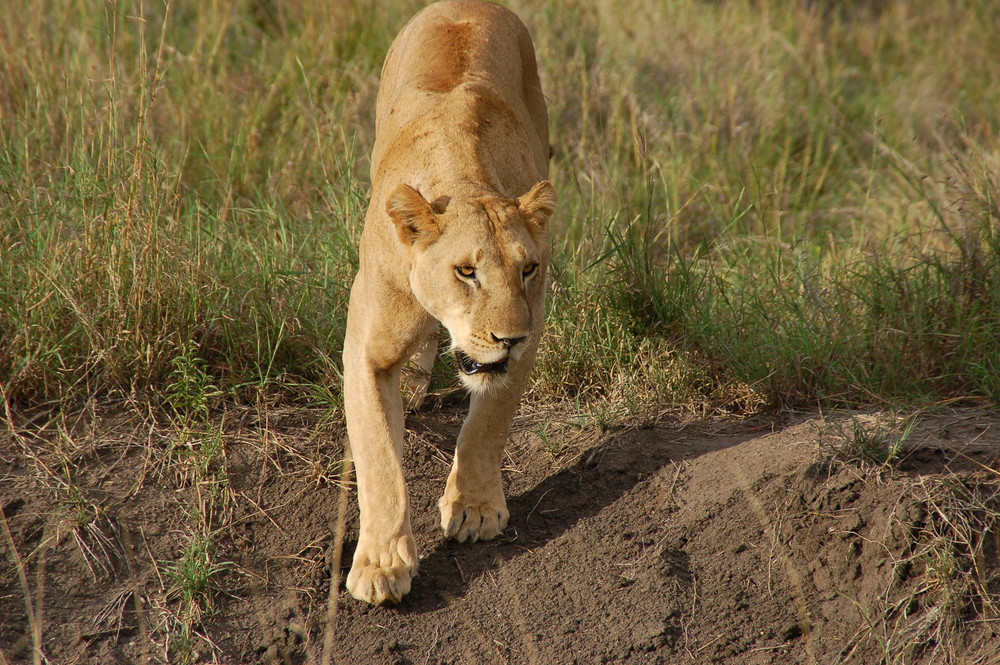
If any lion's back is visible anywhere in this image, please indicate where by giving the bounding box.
[373,0,548,173]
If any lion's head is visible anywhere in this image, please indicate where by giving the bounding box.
[386,180,556,391]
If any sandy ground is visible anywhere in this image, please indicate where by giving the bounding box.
[2,403,998,664]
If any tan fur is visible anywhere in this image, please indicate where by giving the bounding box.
[343,0,555,605]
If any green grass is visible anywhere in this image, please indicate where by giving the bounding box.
[821,412,918,471]
[2,0,998,414]
[165,531,232,664]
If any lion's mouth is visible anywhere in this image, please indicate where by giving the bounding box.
[454,349,509,376]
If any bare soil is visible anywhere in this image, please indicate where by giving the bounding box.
[2,404,998,664]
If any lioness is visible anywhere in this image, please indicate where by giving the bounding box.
[343,0,555,605]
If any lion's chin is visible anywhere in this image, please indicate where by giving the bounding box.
[457,369,509,394]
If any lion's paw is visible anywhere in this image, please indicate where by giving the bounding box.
[439,497,509,543]
[346,534,418,605]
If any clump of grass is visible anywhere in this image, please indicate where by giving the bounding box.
[164,532,232,664]
[159,426,233,660]
[158,335,235,660]
[164,341,222,426]
[821,413,918,471]
[535,421,568,459]
[54,483,124,582]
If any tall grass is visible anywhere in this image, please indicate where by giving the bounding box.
[535,0,1000,408]
[0,0,386,405]
[2,0,998,412]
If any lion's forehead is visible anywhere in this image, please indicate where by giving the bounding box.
[452,225,532,267]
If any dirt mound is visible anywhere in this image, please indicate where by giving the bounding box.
[2,407,998,664]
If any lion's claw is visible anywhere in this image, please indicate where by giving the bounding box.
[440,499,509,542]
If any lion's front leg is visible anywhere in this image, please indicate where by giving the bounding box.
[438,421,511,542]
[439,341,538,542]
[343,288,434,605]
[343,351,418,604]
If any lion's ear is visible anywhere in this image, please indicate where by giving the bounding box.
[386,184,441,246]
[517,180,557,230]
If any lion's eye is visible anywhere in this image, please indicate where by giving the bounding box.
[522,263,539,278]
[456,265,476,279]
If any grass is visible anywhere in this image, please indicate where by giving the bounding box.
[165,532,231,663]
[822,412,918,471]
[1,0,998,414]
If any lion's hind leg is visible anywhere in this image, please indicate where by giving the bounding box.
[401,332,438,411]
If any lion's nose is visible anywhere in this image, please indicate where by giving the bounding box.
[491,332,528,349]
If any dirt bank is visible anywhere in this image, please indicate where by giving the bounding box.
[2,406,998,664]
